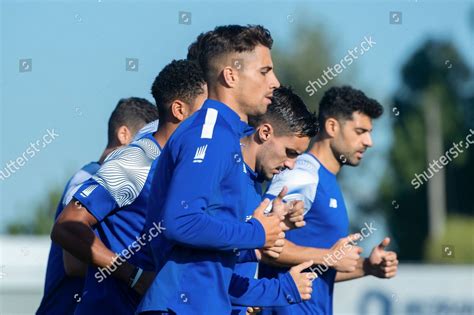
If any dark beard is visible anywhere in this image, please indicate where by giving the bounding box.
[333,149,358,167]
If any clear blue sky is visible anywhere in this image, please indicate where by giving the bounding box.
[1,0,473,232]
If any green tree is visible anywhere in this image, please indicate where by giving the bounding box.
[272,22,339,113]
[7,186,62,235]
[378,39,472,261]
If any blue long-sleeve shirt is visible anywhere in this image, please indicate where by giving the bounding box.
[231,164,264,314]
[259,153,350,315]
[37,162,100,315]
[229,272,301,308]
[72,133,162,315]
[138,99,276,314]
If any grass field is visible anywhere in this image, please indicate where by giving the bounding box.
[425,214,474,263]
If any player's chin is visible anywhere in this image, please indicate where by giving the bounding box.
[252,103,268,116]
[271,167,284,176]
[347,157,361,166]
[263,171,275,181]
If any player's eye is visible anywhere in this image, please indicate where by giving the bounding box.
[286,149,299,158]
[261,67,272,75]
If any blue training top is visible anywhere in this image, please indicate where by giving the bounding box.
[259,153,349,315]
[37,162,100,315]
[138,99,270,314]
[73,133,161,315]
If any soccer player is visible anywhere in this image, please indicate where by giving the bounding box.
[50,59,207,315]
[136,38,316,313]
[137,25,301,314]
[259,86,399,315]
[36,97,158,315]
[231,86,319,315]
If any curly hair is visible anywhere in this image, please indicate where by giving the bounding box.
[249,86,318,138]
[151,59,206,118]
[196,25,273,82]
[318,86,383,130]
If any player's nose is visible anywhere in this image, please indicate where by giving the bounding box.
[284,159,296,170]
[363,133,373,148]
[269,72,280,90]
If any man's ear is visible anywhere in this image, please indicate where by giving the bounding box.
[325,118,340,138]
[170,100,188,122]
[257,123,274,143]
[116,125,133,145]
[222,64,239,88]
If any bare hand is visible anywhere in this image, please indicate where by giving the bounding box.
[289,260,315,301]
[281,200,306,230]
[253,189,287,249]
[368,237,399,278]
[328,234,362,272]
[246,306,261,314]
[260,245,284,259]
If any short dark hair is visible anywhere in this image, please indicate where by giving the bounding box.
[107,97,158,146]
[187,31,212,63]
[151,59,206,118]
[249,86,318,138]
[318,86,384,130]
[197,25,273,81]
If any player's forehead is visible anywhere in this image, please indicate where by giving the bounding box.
[346,111,373,130]
[239,45,273,69]
[275,134,309,153]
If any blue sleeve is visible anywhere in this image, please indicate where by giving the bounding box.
[61,167,97,208]
[73,145,153,222]
[161,124,265,251]
[236,249,258,263]
[73,178,117,222]
[229,272,301,306]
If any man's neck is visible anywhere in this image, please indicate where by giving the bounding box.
[240,135,257,171]
[308,136,341,175]
[153,122,176,149]
[99,147,117,164]
[207,89,247,123]
[100,124,173,163]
